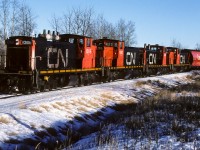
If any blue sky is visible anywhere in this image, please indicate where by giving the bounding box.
[27,0,200,48]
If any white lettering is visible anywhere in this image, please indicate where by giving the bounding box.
[126,52,136,65]
[180,55,185,64]
[16,39,19,45]
[149,53,156,64]
[86,48,92,54]
[66,49,68,67]
[47,48,68,68]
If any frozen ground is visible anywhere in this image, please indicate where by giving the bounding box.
[0,71,198,149]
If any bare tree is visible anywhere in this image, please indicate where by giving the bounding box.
[9,0,19,36]
[93,14,109,39]
[116,19,136,46]
[62,10,73,34]
[105,23,116,39]
[80,7,94,36]
[125,20,136,46]
[61,7,94,36]
[16,3,36,36]
[50,7,137,45]
[0,0,10,40]
[116,19,126,41]
[195,43,200,50]
[71,7,82,35]
[171,39,182,49]
[49,13,61,33]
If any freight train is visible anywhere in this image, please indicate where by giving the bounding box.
[0,30,200,93]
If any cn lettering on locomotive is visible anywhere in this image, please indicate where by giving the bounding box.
[126,52,136,65]
[148,53,157,64]
[47,48,68,68]
[124,47,143,66]
[180,55,186,64]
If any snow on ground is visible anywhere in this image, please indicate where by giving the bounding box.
[0,71,197,149]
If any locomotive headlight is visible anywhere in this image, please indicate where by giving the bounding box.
[46,34,52,40]
[55,35,60,40]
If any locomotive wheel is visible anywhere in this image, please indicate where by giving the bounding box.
[59,77,65,87]
[39,81,49,92]
[49,80,57,90]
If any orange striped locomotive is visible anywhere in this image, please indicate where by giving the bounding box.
[0,30,200,93]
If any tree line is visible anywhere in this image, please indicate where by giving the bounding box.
[49,7,136,46]
[0,1,136,49]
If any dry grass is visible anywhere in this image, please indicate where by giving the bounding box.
[99,98,109,106]
[78,106,89,113]
[40,104,51,111]
[76,99,87,106]
[87,99,101,108]
[0,115,11,124]
[152,89,171,101]
[30,123,36,129]
[7,131,17,136]
[42,71,200,149]
[55,101,64,106]
[51,103,61,110]
[29,107,43,113]
[100,92,115,100]
[18,102,27,109]
[135,80,147,87]
[186,75,192,80]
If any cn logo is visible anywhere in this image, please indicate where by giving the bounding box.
[47,48,68,68]
[126,52,136,65]
[149,53,156,64]
[180,55,185,64]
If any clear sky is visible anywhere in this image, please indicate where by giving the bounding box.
[27,0,200,48]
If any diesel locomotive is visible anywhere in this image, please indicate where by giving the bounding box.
[0,30,200,93]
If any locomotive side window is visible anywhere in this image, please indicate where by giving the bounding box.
[97,42,103,47]
[87,38,91,47]
[114,42,118,48]
[105,42,109,47]
[79,39,84,45]
[105,42,113,47]
[69,38,74,43]
[120,42,122,49]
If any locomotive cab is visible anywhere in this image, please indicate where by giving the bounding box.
[93,38,124,67]
[5,36,35,73]
[166,47,180,65]
[145,44,167,65]
[59,34,96,69]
